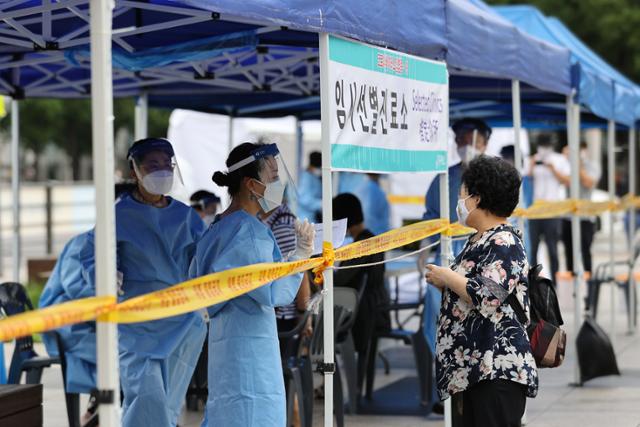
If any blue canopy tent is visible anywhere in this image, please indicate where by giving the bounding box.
[495,4,640,351]
[0,1,578,424]
[494,4,640,127]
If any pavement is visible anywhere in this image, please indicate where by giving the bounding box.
[3,230,640,426]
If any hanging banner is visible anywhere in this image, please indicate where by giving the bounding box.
[321,34,449,173]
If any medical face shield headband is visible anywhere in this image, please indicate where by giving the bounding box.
[226,143,298,209]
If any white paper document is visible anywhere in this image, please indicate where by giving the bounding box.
[312,219,348,255]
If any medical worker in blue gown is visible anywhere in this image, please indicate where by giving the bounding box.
[190,142,315,427]
[40,230,96,390]
[39,183,135,420]
[359,174,390,235]
[90,138,206,427]
[297,151,322,221]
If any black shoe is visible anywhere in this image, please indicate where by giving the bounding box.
[432,402,444,415]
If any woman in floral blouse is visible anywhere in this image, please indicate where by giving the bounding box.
[425,155,537,427]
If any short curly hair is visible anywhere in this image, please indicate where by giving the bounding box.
[461,155,521,218]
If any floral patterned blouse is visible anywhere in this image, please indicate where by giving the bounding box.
[435,224,538,400]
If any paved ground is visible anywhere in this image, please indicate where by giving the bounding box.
[4,231,640,426]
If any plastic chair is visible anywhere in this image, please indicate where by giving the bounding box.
[587,232,640,326]
[334,285,361,415]
[365,300,432,408]
[278,310,312,427]
[0,282,84,427]
[305,287,359,427]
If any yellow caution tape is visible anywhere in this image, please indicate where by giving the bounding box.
[622,194,640,210]
[0,296,115,342]
[334,219,448,261]
[514,198,634,219]
[444,223,476,237]
[0,219,450,341]
[107,257,323,324]
[513,200,576,219]
[387,195,425,205]
[3,192,640,342]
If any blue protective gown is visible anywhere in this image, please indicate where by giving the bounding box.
[360,178,390,236]
[39,231,97,393]
[91,194,207,427]
[338,171,367,195]
[296,170,322,221]
[189,210,302,427]
[421,162,467,408]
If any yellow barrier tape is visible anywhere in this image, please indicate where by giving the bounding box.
[574,200,618,216]
[622,194,640,210]
[4,189,640,342]
[513,200,576,219]
[0,219,451,341]
[444,223,476,237]
[334,219,449,261]
[107,257,323,324]
[312,242,335,285]
[0,296,115,342]
[387,195,425,205]
[514,198,634,219]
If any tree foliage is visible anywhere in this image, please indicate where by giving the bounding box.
[0,98,171,179]
[487,0,640,83]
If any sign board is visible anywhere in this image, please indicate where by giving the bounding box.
[320,34,449,173]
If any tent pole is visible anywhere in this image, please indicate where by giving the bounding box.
[510,83,529,401]
[296,117,303,183]
[11,98,20,283]
[567,94,584,385]
[90,1,120,426]
[607,119,616,347]
[228,115,234,153]
[628,128,636,334]
[511,80,525,232]
[319,33,335,427]
[134,91,148,140]
[442,165,452,427]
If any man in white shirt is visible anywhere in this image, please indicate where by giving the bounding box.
[528,136,570,286]
[561,142,601,277]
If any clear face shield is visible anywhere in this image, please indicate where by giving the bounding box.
[227,143,298,213]
[128,140,185,196]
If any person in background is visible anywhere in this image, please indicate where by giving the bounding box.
[426,155,537,426]
[93,138,207,427]
[333,193,391,398]
[297,151,322,221]
[423,118,492,251]
[421,118,491,412]
[560,142,601,277]
[499,145,532,257]
[190,142,314,427]
[527,136,570,286]
[260,202,312,356]
[338,171,368,195]
[190,190,221,226]
[39,182,135,423]
[359,174,391,235]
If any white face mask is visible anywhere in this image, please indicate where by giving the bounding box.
[202,214,216,227]
[255,178,286,213]
[457,145,477,164]
[141,170,174,195]
[456,195,476,227]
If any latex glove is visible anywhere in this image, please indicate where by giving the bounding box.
[293,219,315,260]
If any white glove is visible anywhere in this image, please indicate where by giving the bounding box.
[293,219,315,260]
